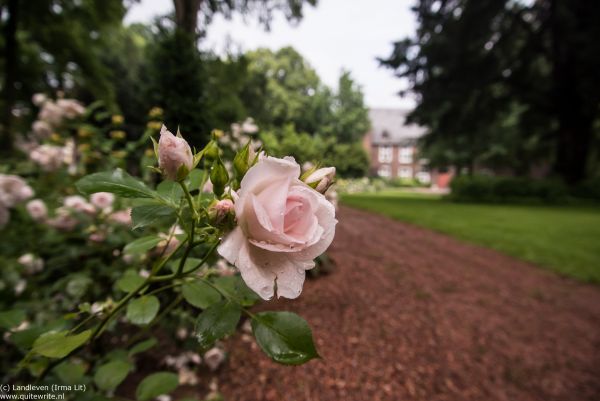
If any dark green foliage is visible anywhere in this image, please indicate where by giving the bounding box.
[449,176,568,204]
[145,24,212,147]
[572,177,600,201]
[381,0,600,184]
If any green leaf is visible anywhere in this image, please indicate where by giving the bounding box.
[181,280,221,309]
[0,309,26,329]
[135,372,179,401]
[76,169,156,199]
[66,275,92,298]
[186,169,205,190]
[94,360,132,391]
[116,270,145,293]
[213,276,261,307]
[157,180,183,203]
[123,235,163,255]
[195,300,240,348]
[11,326,46,349]
[129,338,158,356]
[33,330,92,359]
[54,361,86,384]
[126,296,160,325]
[131,205,176,230]
[251,312,319,365]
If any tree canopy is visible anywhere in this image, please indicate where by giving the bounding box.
[381,0,600,184]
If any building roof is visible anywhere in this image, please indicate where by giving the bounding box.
[368,108,427,145]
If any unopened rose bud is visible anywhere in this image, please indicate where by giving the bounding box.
[209,199,234,224]
[158,125,194,181]
[203,140,220,163]
[304,167,336,193]
[111,115,124,125]
[233,142,250,178]
[210,157,229,197]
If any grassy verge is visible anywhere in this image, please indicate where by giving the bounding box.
[342,191,600,283]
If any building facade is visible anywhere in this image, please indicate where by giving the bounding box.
[363,108,453,188]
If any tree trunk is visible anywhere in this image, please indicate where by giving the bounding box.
[1,0,19,154]
[550,0,594,185]
[173,0,202,36]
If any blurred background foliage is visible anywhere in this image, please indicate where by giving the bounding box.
[0,0,369,177]
[380,0,600,186]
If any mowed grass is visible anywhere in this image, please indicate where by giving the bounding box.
[342,191,600,283]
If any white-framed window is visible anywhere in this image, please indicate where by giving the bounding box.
[399,147,413,164]
[398,166,413,179]
[416,171,431,184]
[378,146,393,163]
[378,165,392,178]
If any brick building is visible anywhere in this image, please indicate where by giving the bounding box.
[363,108,453,188]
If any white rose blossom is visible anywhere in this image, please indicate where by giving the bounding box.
[203,348,226,371]
[218,156,337,300]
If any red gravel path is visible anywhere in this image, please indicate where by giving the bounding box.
[215,206,600,401]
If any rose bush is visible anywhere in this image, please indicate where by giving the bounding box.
[1,96,337,400]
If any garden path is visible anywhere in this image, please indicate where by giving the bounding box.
[217,206,600,401]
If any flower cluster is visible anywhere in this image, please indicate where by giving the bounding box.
[158,125,338,300]
[25,192,131,239]
[0,174,34,228]
[32,93,85,136]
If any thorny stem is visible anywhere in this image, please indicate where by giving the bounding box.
[36,176,219,381]
[176,219,195,276]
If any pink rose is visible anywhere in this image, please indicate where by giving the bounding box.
[32,120,52,139]
[304,166,336,194]
[26,199,48,222]
[90,192,114,210]
[158,125,194,181]
[64,195,96,215]
[218,156,337,300]
[56,99,85,119]
[108,209,132,226]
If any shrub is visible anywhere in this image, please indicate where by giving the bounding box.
[572,177,600,201]
[449,175,569,203]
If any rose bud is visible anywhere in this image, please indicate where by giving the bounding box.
[233,141,251,178]
[210,157,229,197]
[203,140,220,163]
[208,198,235,225]
[158,125,194,181]
[303,166,336,194]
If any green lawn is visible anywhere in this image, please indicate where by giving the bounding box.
[342,191,600,283]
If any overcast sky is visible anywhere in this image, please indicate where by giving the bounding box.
[125,0,417,109]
